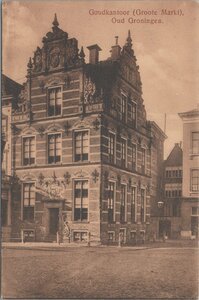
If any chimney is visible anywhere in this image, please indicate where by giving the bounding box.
[87,44,101,64]
[111,36,121,60]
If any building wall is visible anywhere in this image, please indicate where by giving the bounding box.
[182,121,199,198]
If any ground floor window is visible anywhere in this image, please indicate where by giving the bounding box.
[73,231,87,242]
[23,183,35,221]
[1,200,8,226]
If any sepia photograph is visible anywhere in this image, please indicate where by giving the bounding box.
[1,0,199,299]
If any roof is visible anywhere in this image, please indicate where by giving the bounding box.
[179,106,199,118]
[165,143,183,166]
[2,74,22,98]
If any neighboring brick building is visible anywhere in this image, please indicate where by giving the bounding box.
[179,106,199,239]
[160,143,183,239]
[8,15,166,244]
[2,74,22,241]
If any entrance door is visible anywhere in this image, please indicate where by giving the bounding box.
[49,208,59,235]
[191,216,199,238]
[119,228,126,244]
[159,220,171,238]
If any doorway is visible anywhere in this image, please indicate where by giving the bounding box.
[159,220,171,238]
[49,208,59,235]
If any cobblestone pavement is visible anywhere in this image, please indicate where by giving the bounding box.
[2,241,198,299]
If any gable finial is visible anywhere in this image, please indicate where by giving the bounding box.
[126,30,132,48]
[52,13,59,27]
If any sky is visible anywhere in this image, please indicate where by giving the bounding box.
[2,0,199,158]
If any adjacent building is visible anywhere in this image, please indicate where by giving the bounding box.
[4,15,166,244]
[2,74,22,241]
[179,106,199,239]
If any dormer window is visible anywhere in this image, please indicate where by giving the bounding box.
[48,87,62,116]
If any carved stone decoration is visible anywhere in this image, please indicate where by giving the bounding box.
[74,169,89,178]
[49,47,60,68]
[38,126,45,137]
[66,44,78,65]
[38,173,45,185]
[64,75,71,89]
[84,77,96,103]
[33,47,42,72]
[37,172,67,200]
[63,121,71,135]
[63,172,71,185]
[11,124,21,135]
[10,173,20,186]
[92,118,100,131]
[117,175,121,187]
[39,80,45,92]
[92,169,100,183]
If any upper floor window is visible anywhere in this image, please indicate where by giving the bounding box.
[48,134,61,164]
[192,207,199,216]
[121,94,127,122]
[192,132,199,154]
[23,136,35,165]
[74,181,88,222]
[2,118,7,135]
[74,131,89,162]
[132,102,137,128]
[131,187,136,223]
[191,169,199,192]
[121,139,127,168]
[120,185,126,223]
[132,144,136,171]
[140,189,145,223]
[23,183,35,221]
[108,133,115,164]
[48,87,62,116]
[141,148,146,174]
[108,182,115,223]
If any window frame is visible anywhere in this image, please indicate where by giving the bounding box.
[107,181,116,223]
[47,85,62,117]
[140,188,146,223]
[47,132,62,164]
[131,100,137,128]
[121,137,127,168]
[74,129,89,162]
[191,169,199,192]
[141,148,146,174]
[191,132,199,155]
[132,143,137,171]
[131,186,137,223]
[22,135,36,166]
[121,93,127,123]
[108,131,116,164]
[22,182,35,221]
[120,184,127,223]
[73,179,89,222]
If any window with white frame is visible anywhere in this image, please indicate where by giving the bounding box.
[131,186,136,223]
[108,181,115,223]
[23,183,35,221]
[120,185,126,223]
[141,148,146,174]
[74,131,89,162]
[23,136,35,165]
[192,132,199,155]
[132,102,137,128]
[73,231,87,242]
[140,189,145,223]
[132,144,136,171]
[121,138,127,168]
[108,132,115,164]
[121,94,127,122]
[74,180,88,221]
[191,169,199,192]
[48,133,61,164]
[48,87,62,116]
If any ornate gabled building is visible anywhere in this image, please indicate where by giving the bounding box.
[10,15,166,244]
